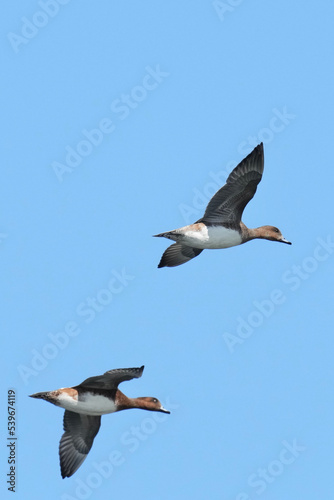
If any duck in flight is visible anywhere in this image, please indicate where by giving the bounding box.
[30,366,170,478]
[154,143,291,268]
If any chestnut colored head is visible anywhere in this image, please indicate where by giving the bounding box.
[253,225,291,244]
[134,396,170,413]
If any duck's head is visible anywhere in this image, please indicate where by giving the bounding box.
[136,397,171,413]
[258,225,291,244]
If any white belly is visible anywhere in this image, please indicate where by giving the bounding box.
[183,225,242,249]
[57,391,117,416]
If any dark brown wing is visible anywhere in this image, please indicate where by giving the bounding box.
[158,243,203,268]
[59,411,101,478]
[76,366,144,391]
[200,143,264,224]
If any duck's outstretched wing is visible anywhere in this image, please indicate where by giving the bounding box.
[59,410,101,478]
[158,243,203,268]
[76,366,144,391]
[200,143,264,225]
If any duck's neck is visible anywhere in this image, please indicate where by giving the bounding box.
[247,226,264,240]
[240,222,261,242]
[115,391,148,411]
[244,226,273,241]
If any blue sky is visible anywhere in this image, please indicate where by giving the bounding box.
[2,1,334,499]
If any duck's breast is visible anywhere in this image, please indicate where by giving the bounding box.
[183,224,242,249]
[206,225,242,248]
[58,391,117,415]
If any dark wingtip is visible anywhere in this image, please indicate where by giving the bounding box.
[61,467,72,479]
[255,142,264,156]
[157,257,165,268]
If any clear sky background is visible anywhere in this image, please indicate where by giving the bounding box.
[2,2,334,499]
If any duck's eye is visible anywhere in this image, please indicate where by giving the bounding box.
[152,398,158,403]
[274,227,279,233]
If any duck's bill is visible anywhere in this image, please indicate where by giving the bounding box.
[159,405,171,414]
[281,237,292,245]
